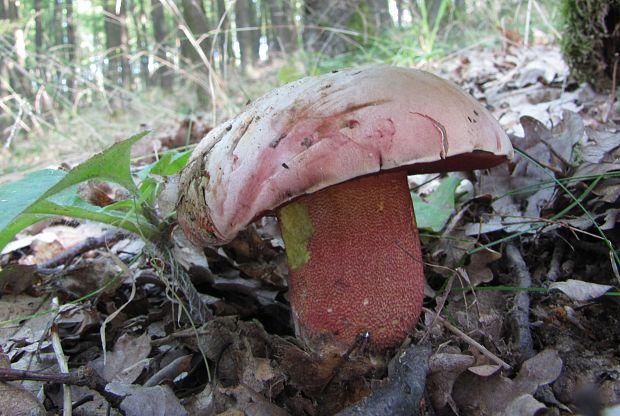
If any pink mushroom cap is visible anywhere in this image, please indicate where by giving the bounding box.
[177,65,513,247]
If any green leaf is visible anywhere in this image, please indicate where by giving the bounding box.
[102,200,136,212]
[138,177,160,206]
[43,131,149,198]
[27,199,158,241]
[147,150,191,177]
[412,176,462,232]
[0,213,55,253]
[135,149,190,207]
[278,65,303,84]
[0,169,66,232]
[0,132,151,252]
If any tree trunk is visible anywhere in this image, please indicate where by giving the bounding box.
[235,0,255,72]
[303,0,360,56]
[266,0,297,54]
[50,0,63,88]
[104,0,131,87]
[0,0,32,132]
[367,0,392,33]
[8,0,31,98]
[215,0,232,73]
[0,0,10,98]
[151,0,173,89]
[426,0,445,27]
[132,0,150,87]
[181,0,211,66]
[561,0,620,90]
[34,0,43,54]
[66,0,77,101]
[119,1,130,88]
[53,0,63,48]
[396,0,403,28]
[248,0,260,62]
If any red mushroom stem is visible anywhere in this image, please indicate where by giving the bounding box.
[276,170,424,356]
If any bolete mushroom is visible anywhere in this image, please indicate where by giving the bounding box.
[177,65,513,357]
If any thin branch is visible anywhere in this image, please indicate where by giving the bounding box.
[506,243,535,363]
[0,365,123,411]
[422,307,511,370]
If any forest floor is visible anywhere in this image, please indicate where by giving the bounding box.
[0,39,619,416]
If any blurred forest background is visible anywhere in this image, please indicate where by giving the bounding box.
[0,0,560,174]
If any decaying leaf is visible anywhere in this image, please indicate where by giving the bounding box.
[54,303,101,337]
[0,380,46,416]
[100,332,152,383]
[464,248,502,285]
[499,394,547,416]
[549,279,613,302]
[451,349,562,415]
[106,382,188,416]
[428,353,475,409]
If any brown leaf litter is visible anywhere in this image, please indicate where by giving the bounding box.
[1,43,620,415]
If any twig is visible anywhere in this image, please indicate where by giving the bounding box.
[506,243,535,363]
[0,365,123,411]
[523,0,533,49]
[611,250,620,287]
[0,366,95,385]
[51,297,72,416]
[144,354,192,387]
[422,307,511,370]
[419,272,455,344]
[4,105,23,149]
[38,230,129,270]
[336,344,432,416]
[572,239,613,256]
[546,240,565,283]
[604,53,619,123]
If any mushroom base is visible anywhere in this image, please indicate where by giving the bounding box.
[277,171,425,356]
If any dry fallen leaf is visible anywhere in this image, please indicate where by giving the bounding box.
[100,332,152,383]
[465,248,502,285]
[0,380,46,416]
[428,353,475,409]
[468,364,502,377]
[499,394,547,416]
[106,382,188,416]
[451,349,562,415]
[54,303,101,337]
[549,279,613,302]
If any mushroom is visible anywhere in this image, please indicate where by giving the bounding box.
[177,65,513,357]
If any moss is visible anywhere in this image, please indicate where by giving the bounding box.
[278,202,314,270]
[560,0,620,89]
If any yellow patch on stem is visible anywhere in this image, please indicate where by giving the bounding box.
[278,202,314,270]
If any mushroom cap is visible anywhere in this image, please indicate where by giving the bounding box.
[177,65,513,246]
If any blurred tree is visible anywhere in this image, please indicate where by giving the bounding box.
[131,0,150,86]
[66,0,76,100]
[235,0,260,72]
[215,0,232,72]
[0,0,14,98]
[151,0,173,89]
[1,0,31,98]
[396,0,404,28]
[368,0,391,33]
[34,0,43,53]
[104,0,130,87]
[561,0,620,90]
[303,0,360,56]
[181,0,211,67]
[266,0,297,54]
[249,0,260,62]
[53,0,63,50]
